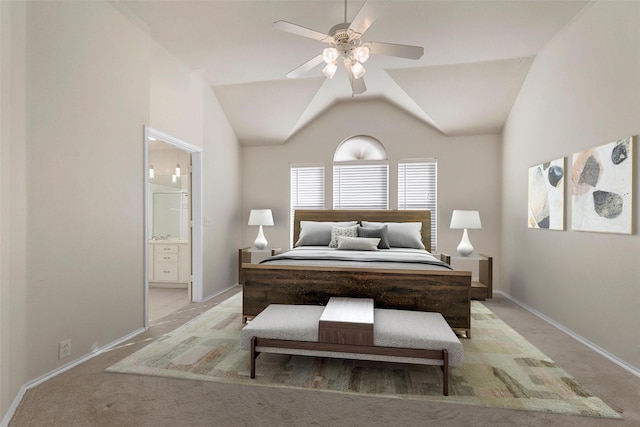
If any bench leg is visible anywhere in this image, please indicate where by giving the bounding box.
[442,349,449,396]
[250,336,257,378]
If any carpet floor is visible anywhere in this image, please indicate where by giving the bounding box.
[107,292,619,419]
[10,289,639,427]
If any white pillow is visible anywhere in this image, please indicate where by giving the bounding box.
[336,236,380,251]
[329,225,359,248]
[361,221,425,249]
[295,221,358,246]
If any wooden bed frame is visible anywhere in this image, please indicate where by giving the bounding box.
[241,210,472,336]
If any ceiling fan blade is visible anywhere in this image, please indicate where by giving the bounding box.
[274,20,331,43]
[368,41,424,60]
[345,64,367,95]
[351,76,367,95]
[286,54,324,79]
[348,0,390,36]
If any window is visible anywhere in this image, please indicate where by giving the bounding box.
[333,162,389,209]
[333,136,389,210]
[398,159,438,251]
[290,164,325,245]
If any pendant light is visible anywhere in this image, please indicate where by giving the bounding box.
[175,149,181,177]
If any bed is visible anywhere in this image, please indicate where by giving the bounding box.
[241,210,471,336]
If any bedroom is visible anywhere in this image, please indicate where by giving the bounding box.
[1,1,638,425]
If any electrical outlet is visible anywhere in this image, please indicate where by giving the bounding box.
[59,339,71,359]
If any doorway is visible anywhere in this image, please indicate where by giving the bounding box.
[144,126,203,327]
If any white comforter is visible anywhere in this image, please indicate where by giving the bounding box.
[260,246,452,271]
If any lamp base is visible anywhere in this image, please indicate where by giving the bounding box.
[456,229,474,256]
[253,225,268,250]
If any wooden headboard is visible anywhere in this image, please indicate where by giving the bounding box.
[293,210,432,250]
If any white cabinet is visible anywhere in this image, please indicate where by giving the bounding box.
[149,241,190,286]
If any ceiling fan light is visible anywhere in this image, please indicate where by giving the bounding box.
[322,62,338,79]
[353,45,370,63]
[322,47,340,64]
[351,61,366,79]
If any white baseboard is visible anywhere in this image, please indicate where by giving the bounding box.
[494,290,640,378]
[1,327,145,427]
[149,282,188,289]
[2,284,242,426]
[1,384,26,427]
[202,284,241,303]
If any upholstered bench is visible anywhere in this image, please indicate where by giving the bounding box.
[239,303,464,395]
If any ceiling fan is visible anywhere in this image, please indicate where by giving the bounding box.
[274,0,424,95]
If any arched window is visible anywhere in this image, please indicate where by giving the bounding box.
[333,136,389,209]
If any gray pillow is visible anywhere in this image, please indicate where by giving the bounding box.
[336,236,380,251]
[295,221,358,246]
[329,225,359,248]
[358,225,390,249]
[361,221,425,249]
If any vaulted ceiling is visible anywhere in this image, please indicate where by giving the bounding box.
[120,0,588,145]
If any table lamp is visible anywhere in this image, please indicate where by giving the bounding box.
[248,209,274,250]
[449,210,482,256]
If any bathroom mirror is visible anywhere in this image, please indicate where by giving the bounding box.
[152,191,188,240]
[148,142,191,241]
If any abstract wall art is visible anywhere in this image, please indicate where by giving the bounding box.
[528,158,565,230]
[571,137,634,234]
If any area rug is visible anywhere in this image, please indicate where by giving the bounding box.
[107,293,620,419]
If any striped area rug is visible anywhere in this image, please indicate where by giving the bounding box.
[107,293,620,419]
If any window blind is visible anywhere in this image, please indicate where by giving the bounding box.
[333,162,389,210]
[290,164,325,245]
[398,159,437,251]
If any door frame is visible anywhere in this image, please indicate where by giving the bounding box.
[143,125,204,328]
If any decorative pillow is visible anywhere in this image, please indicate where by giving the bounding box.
[295,221,358,246]
[361,221,425,249]
[328,225,359,248]
[358,225,390,249]
[336,236,380,251]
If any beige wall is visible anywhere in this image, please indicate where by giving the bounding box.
[0,1,241,422]
[201,74,243,297]
[1,0,28,420]
[241,100,502,276]
[502,1,640,369]
[24,0,150,379]
[0,1,149,418]
[149,47,242,299]
[150,43,204,148]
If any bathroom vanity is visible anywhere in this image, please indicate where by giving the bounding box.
[148,240,190,287]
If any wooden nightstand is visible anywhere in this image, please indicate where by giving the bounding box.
[439,253,493,300]
[238,247,282,285]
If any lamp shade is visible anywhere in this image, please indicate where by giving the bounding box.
[248,209,274,226]
[322,47,340,64]
[353,45,370,63]
[449,210,482,229]
[350,61,366,79]
[322,62,338,79]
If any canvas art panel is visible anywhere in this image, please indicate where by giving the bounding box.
[528,158,565,230]
[571,137,634,234]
